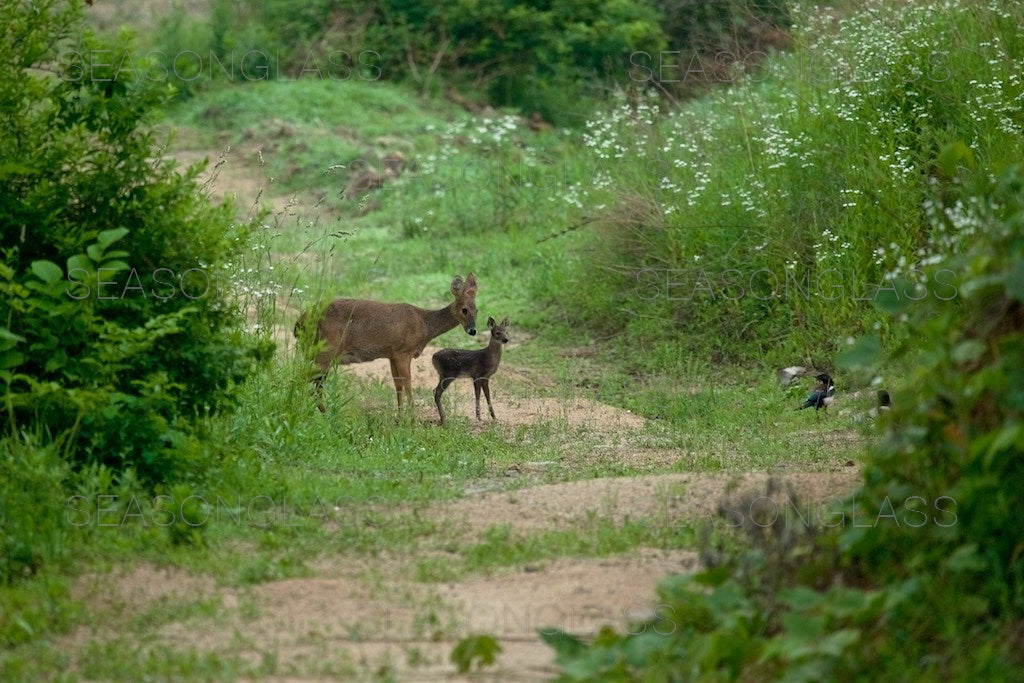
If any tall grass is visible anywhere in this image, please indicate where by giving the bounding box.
[554,0,1024,367]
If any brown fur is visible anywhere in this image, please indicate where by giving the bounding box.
[297,273,478,411]
[432,316,509,424]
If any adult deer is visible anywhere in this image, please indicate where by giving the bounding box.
[296,273,479,410]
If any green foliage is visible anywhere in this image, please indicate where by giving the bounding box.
[0,438,70,586]
[133,0,787,123]
[450,634,502,673]
[544,162,1024,678]
[1,1,267,482]
[555,0,1024,367]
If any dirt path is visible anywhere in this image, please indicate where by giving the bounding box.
[57,147,866,680]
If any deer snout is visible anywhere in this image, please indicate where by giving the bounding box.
[467,326,477,335]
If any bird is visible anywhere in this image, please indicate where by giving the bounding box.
[796,372,835,415]
[867,390,891,419]
[777,366,808,386]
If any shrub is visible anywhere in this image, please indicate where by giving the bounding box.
[543,160,1024,678]
[1,0,268,482]
[135,0,789,123]
[553,0,1024,367]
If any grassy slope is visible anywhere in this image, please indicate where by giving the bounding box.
[0,19,894,682]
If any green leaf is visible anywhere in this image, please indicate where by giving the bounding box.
[837,334,881,370]
[451,634,502,673]
[944,544,986,573]
[951,340,986,364]
[934,140,975,178]
[0,350,26,369]
[86,244,104,262]
[873,277,912,314]
[780,613,825,642]
[100,260,130,273]
[0,327,26,344]
[1003,259,1024,300]
[67,254,94,274]
[30,260,63,284]
[817,629,860,657]
[539,629,587,659]
[779,586,825,611]
[97,227,130,248]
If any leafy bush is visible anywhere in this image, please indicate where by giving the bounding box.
[135,0,788,123]
[543,161,1024,679]
[1,0,267,482]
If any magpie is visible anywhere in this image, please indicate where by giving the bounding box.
[877,390,891,410]
[778,366,808,386]
[796,373,835,414]
[866,390,891,419]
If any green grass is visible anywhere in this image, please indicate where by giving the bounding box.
[0,3,932,677]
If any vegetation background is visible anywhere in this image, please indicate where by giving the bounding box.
[2,0,1022,679]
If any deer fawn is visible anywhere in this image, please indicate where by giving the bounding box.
[295,273,478,410]
[432,317,509,425]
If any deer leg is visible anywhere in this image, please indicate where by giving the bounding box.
[434,376,454,424]
[481,378,496,420]
[396,355,415,408]
[388,358,405,408]
[472,379,483,420]
[311,349,333,413]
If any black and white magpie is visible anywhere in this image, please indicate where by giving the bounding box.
[796,373,835,414]
[866,389,891,418]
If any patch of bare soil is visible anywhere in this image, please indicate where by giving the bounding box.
[328,344,647,437]
[434,471,860,537]
[62,137,864,677]
[71,551,696,681]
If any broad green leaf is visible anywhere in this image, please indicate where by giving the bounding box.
[67,254,94,274]
[539,629,587,659]
[779,586,825,611]
[0,350,26,369]
[944,544,986,573]
[450,634,502,673]
[1004,259,1024,300]
[0,327,26,343]
[934,140,975,178]
[817,629,860,657]
[86,244,104,262]
[97,227,129,248]
[837,334,881,369]
[780,613,825,642]
[30,260,63,284]
[100,260,130,272]
[873,277,912,314]
[951,340,986,363]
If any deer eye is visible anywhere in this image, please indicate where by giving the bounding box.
[461,308,469,315]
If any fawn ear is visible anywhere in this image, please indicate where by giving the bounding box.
[450,276,464,296]
[501,317,509,327]
[487,316,496,328]
[465,272,478,289]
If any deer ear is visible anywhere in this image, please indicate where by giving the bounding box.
[465,272,477,288]
[501,317,509,327]
[487,316,496,328]
[450,276,464,296]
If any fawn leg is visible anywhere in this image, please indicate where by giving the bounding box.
[481,378,495,420]
[473,380,483,420]
[311,349,333,413]
[434,377,453,424]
